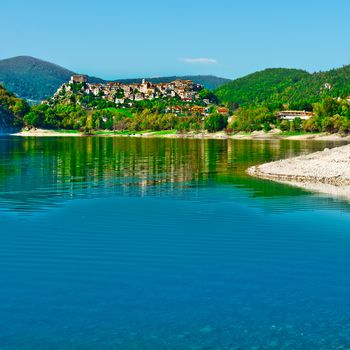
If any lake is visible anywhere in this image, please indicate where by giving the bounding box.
[1,136,350,350]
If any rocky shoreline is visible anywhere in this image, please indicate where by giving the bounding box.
[247,144,350,200]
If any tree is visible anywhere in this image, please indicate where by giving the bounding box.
[198,89,219,104]
[292,117,302,131]
[24,111,42,127]
[204,113,228,132]
[11,100,30,118]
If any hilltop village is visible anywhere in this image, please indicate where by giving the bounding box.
[54,75,207,105]
[10,74,228,133]
[43,74,230,119]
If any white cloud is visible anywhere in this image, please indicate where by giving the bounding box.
[181,57,217,64]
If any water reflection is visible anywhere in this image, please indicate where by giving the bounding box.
[0,136,348,214]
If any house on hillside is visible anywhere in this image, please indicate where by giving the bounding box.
[276,110,314,121]
[217,107,229,115]
[134,93,144,101]
[139,79,153,94]
[89,83,103,96]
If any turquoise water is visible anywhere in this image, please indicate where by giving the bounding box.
[1,136,350,349]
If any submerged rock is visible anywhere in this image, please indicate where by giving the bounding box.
[199,325,214,333]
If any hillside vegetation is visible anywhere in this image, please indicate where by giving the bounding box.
[215,68,310,107]
[0,84,29,130]
[215,65,350,110]
[277,65,350,108]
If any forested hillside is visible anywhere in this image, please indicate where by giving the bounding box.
[215,68,310,107]
[215,65,350,110]
[277,65,350,108]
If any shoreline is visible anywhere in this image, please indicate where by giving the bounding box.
[9,128,350,141]
[247,144,350,201]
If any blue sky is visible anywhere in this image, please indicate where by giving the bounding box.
[2,0,350,79]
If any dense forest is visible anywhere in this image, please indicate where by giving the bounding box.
[215,68,309,108]
[215,65,350,111]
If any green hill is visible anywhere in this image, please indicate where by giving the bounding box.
[215,65,350,109]
[277,65,350,106]
[0,56,76,102]
[215,68,310,106]
[0,56,104,102]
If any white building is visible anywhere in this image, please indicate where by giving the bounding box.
[276,111,314,121]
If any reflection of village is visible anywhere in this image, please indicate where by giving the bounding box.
[0,137,338,213]
[49,137,240,191]
[55,75,206,105]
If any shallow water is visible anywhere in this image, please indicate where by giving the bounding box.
[1,136,350,349]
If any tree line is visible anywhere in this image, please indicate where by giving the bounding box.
[227,97,350,134]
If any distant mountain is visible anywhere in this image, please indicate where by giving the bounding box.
[115,75,231,90]
[215,65,350,109]
[0,56,103,102]
[0,56,231,102]
[0,56,74,102]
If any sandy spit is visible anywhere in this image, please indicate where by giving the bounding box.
[11,129,82,137]
[247,144,350,201]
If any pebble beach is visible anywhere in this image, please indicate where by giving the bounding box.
[248,144,350,201]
